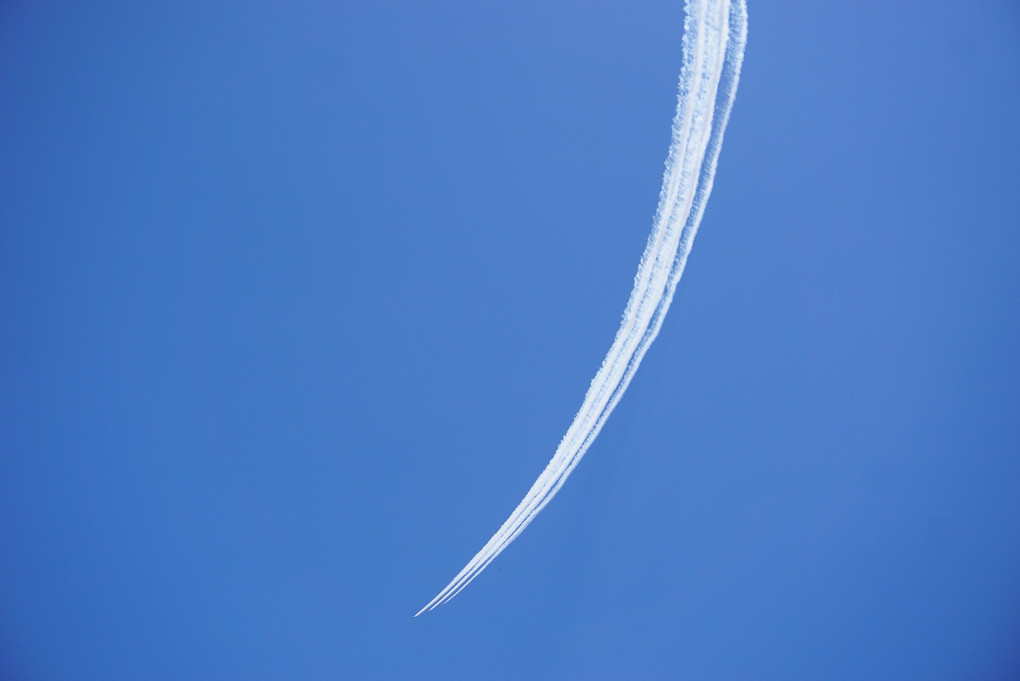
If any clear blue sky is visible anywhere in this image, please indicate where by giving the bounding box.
[1,1,1018,679]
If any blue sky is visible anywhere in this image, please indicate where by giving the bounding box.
[1,1,1019,679]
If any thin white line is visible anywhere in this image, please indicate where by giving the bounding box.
[415,0,747,617]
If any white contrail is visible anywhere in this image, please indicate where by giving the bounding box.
[415,0,747,617]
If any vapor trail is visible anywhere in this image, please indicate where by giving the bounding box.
[416,0,747,617]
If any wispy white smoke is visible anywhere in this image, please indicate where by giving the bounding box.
[416,0,747,617]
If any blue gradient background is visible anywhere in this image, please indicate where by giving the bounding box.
[2,1,1019,679]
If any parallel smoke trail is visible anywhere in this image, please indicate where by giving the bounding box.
[416,0,747,617]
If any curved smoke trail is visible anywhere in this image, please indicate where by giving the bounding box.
[416,0,747,617]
